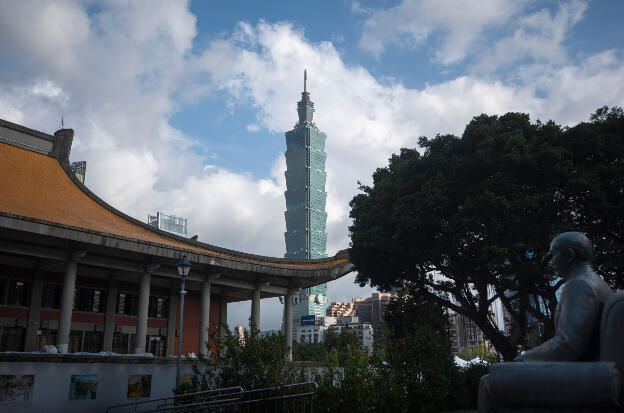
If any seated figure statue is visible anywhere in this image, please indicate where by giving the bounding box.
[478,232,614,412]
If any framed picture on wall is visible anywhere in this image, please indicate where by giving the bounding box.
[127,374,151,398]
[68,374,98,400]
[0,375,34,406]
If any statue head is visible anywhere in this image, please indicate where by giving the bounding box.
[549,232,593,277]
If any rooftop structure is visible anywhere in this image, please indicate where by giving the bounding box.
[148,212,188,238]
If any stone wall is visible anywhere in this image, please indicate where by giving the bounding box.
[0,354,194,412]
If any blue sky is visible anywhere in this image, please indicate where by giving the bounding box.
[1,0,623,329]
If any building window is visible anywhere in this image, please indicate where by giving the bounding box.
[0,327,25,351]
[41,284,62,309]
[112,333,129,354]
[148,296,168,318]
[92,290,104,312]
[73,288,106,313]
[117,292,138,315]
[117,293,126,314]
[7,280,31,306]
[36,329,57,351]
[148,336,167,357]
[83,331,103,353]
[68,330,83,353]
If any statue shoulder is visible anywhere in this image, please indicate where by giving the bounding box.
[562,272,611,302]
[561,276,598,301]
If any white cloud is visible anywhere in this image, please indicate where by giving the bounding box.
[358,0,522,63]
[0,2,623,330]
[474,0,587,73]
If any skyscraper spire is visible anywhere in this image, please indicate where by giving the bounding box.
[297,70,314,126]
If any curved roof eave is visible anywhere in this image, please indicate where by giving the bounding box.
[0,119,353,279]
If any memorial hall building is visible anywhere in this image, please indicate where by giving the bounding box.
[0,118,353,357]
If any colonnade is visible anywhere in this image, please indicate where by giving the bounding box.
[46,256,296,358]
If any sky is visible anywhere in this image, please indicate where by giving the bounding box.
[1,0,624,330]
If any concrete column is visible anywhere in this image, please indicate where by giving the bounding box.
[102,276,118,352]
[220,295,228,336]
[250,288,261,331]
[166,280,178,356]
[24,269,45,352]
[56,259,78,353]
[285,291,293,360]
[198,277,211,356]
[134,271,151,354]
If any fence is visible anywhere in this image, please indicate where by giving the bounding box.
[106,381,318,413]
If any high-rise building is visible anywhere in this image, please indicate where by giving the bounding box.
[326,292,393,346]
[147,212,188,238]
[70,161,87,183]
[447,312,488,354]
[283,71,329,337]
[327,301,356,319]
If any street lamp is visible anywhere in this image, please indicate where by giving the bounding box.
[175,255,191,388]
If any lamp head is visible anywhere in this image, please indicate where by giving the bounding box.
[176,255,191,277]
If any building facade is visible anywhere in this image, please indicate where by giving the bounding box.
[447,312,489,354]
[296,324,327,344]
[283,72,330,337]
[0,118,354,359]
[328,321,373,353]
[326,301,356,319]
[327,292,392,341]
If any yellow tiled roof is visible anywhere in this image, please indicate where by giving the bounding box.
[0,142,348,269]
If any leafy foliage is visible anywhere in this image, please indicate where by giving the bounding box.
[452,362,492,410]
[457,344,499,364]
[292,341,328,362]
[175,319,488,412]
[349,107,624,360]
[185,325,299,392]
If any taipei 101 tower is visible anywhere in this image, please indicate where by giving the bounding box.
[283,71,329,334]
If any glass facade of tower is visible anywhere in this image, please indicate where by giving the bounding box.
[283,78,329,336]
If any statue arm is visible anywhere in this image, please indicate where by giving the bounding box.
[520,279,600,361]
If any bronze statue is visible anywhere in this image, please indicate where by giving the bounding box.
[478,232,614,412]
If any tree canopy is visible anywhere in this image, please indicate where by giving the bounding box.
[349,107,624,360]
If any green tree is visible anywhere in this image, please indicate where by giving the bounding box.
[189,324,298,392]
[323,327,360,365]
[292,341,328,362]
[384,286,449,339]
[349,108,624,361]
[457,344,499,364]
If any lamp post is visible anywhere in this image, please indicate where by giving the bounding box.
[175,255,191,388]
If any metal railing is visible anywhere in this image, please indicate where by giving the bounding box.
[106,386,244,413]
[106,382,318,413]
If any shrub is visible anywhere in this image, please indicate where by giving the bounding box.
[450,362,491,410]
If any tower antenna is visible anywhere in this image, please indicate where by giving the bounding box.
[304,69,307,93]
